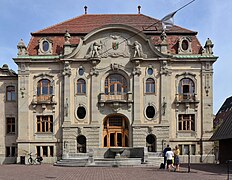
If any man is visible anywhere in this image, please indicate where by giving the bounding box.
[163,144,170,169]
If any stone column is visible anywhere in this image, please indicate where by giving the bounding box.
[132,66,141,125]
[62,61,72,126]
[90,67,99,124]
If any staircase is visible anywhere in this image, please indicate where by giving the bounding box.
[54,148,163,167]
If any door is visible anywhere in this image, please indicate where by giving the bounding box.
[103,115,129,147]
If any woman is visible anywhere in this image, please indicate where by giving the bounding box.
[174,145,180,171]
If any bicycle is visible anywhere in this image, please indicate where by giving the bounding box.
[28,152,43,165]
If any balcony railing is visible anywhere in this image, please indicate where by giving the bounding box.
[37,95,52,102]
[176,93,197,102]
[99,92,133,102]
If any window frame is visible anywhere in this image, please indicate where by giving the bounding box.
[77,78,86,95]
[104,74,127,95]
[6,117,15,134]
[6,86,16,101]
[178,114,195,131]
[145,78,155,94]
[37,79,53,101]
[36,115,53,133]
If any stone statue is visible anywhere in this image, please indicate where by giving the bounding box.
[160,30,167,43]
[90,42,102,58]
[17,39,28,56]
[133,41,143,57]
[204,38,214,54]
[64,30,71,44]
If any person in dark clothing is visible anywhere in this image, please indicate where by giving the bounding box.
[163,144,170,169]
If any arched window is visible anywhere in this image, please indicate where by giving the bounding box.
[178,78,195,100]
[37,79,53,101]
[146,134,156,152]
[105,74,127,95]
[146,78,155,93]
[6,86,16,101]
[77,79,86,95]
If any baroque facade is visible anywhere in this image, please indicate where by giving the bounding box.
[0,12,217,164]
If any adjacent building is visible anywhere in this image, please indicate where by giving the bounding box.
[211,96,232,163]
[0,9,217,164]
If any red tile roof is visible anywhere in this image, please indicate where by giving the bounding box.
[28,14,201,56]
[32,14,196,35]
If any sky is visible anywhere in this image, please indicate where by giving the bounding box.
[0,0,231,114]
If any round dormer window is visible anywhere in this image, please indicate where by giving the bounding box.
[181,40,189,51]
[42,41,49,52]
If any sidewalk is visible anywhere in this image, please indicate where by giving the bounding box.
[0,163,228,180]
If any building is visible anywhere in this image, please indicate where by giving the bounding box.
[0,8,218,165]
[211,96,232,163]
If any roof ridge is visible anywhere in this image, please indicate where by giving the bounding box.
[32,14,86,34]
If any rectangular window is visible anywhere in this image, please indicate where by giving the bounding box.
[6,117,15,134]
[50,146,54,157]
[191,144,196,155]
[42,146,48,157]
[36,146,41,157]
[183,145,189,155]
[178,114,195,131]
[36,116,53,133]
[12,147,16,157]
[6,86,16,101]
[179,144,196,155]
[5,147,16,157]
[6,147,10,157]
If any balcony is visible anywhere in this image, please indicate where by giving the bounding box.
[31,95,57,111]
[175,93,199,107]
[98,92,133,112]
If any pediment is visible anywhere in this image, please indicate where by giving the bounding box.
[65,24,169,59]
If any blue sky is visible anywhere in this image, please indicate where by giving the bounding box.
[0,0,231,114]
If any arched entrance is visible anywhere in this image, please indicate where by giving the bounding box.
[103,114,129,147]
[77,135,86,153]
[146,134,156,152]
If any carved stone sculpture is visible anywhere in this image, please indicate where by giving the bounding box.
[204,38,214,54]
[17,39,28,56]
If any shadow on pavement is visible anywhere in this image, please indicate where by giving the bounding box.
[181,163,227,175]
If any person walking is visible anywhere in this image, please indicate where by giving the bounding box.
[166,147,175,171]
[174,145,180,171]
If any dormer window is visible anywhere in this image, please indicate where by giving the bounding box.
[42,41,49,52]
[178,37,192,54]
[38,38,52,55]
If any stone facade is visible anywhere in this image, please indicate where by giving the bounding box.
[0,13,217,164]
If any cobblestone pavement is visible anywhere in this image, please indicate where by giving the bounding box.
[0,164,228,180]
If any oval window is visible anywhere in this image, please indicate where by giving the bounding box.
[181,40,189,51]
[79,68,84,76]
[42,41,49,52]
[146,106,155,119]
[147,68,153,75]
[77,107,86,119]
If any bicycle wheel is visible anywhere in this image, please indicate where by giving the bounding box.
[28,157,34,165]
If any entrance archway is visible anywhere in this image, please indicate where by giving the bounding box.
[77,135,86,153]
[146,134,156,152]
[103,114,129,147]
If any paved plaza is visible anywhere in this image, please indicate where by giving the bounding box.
[0,163,228,180]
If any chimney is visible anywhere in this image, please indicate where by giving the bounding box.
[138,5,141,14]
[84,6,87,14]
